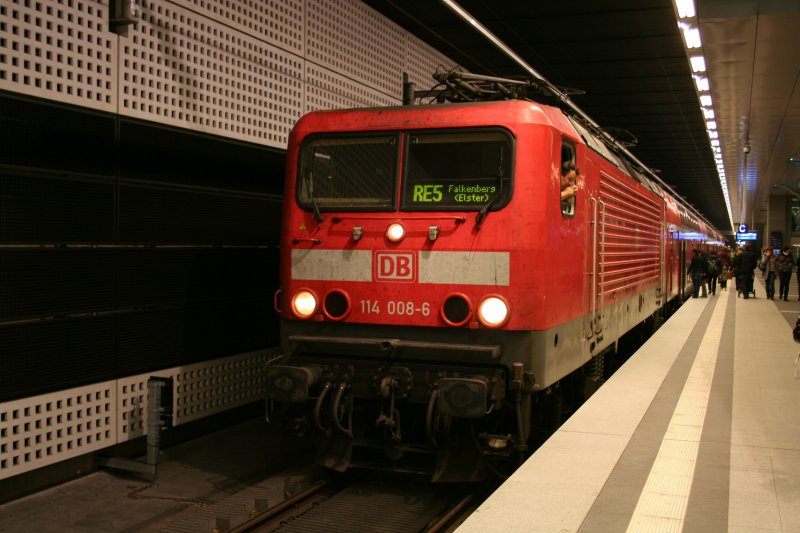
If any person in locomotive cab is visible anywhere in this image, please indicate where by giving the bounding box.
[687,248,708,298]
[560,161,580,200]
[560,161,580,216]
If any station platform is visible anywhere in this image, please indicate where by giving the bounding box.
[459,277,800,533]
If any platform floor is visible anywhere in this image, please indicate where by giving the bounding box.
[459,277,800,533]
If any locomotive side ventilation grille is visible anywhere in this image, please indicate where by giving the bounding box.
[598,173,662,297]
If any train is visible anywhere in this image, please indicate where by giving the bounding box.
[266,70,724,481]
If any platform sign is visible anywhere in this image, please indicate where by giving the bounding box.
[737,224,749,233]
[736,231,758,241]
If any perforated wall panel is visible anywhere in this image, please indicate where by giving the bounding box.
[118,182,282,245]
[171,0,305,56]
[0,382,116,479]
[0,318,117,402]
[0,0,116,112]
[172,350,272,425]
[304,62,398,113]
[404,32,461,94]
[115,248,274,308]
[0,350,273,479]
[0,248,115,321]
[0,95,117,176]
[114,350,271,440]
[117,118,285,195]
[0,173,115,244]
[116,373,170,440]
[119,1,304,148]
[306,0,404,100]
[115,304,276,374]
[0,0,457,146]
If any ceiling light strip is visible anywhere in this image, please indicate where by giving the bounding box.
[673,0,734,230]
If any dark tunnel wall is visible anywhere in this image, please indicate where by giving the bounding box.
[0,92,285,402]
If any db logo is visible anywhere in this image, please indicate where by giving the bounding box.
[375,251,415,282]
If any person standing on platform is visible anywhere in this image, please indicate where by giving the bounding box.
[731,247,742,292]
[687,248,708,298]
[738,245,758,298]
[719,248,731,291]
[707,250,721,295]
[759,247,776,300]
[774,246,794,301]
[700,251,709,297]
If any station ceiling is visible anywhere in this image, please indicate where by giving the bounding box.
[362,0,800,236]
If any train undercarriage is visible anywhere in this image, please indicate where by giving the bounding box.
[264,332,630,481]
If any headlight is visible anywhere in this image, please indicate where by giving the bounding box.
[291,289,319,319]
[477,295,510,328]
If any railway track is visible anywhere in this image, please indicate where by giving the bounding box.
[239,472,484,533]
[158,466,488,533]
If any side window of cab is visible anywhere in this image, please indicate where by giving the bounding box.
[560,142,577,217]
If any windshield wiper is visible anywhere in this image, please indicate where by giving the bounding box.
[305,171,324,222]
[476,191,499,227]
[476,147,504,229]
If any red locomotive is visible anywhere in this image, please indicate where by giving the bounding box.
[267,71,723,481]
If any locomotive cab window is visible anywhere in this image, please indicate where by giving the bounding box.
[297,134,399,212]
[560,141,577,217]
[401,129,513,212]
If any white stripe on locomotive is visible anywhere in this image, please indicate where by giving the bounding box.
[291,249,510,285]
